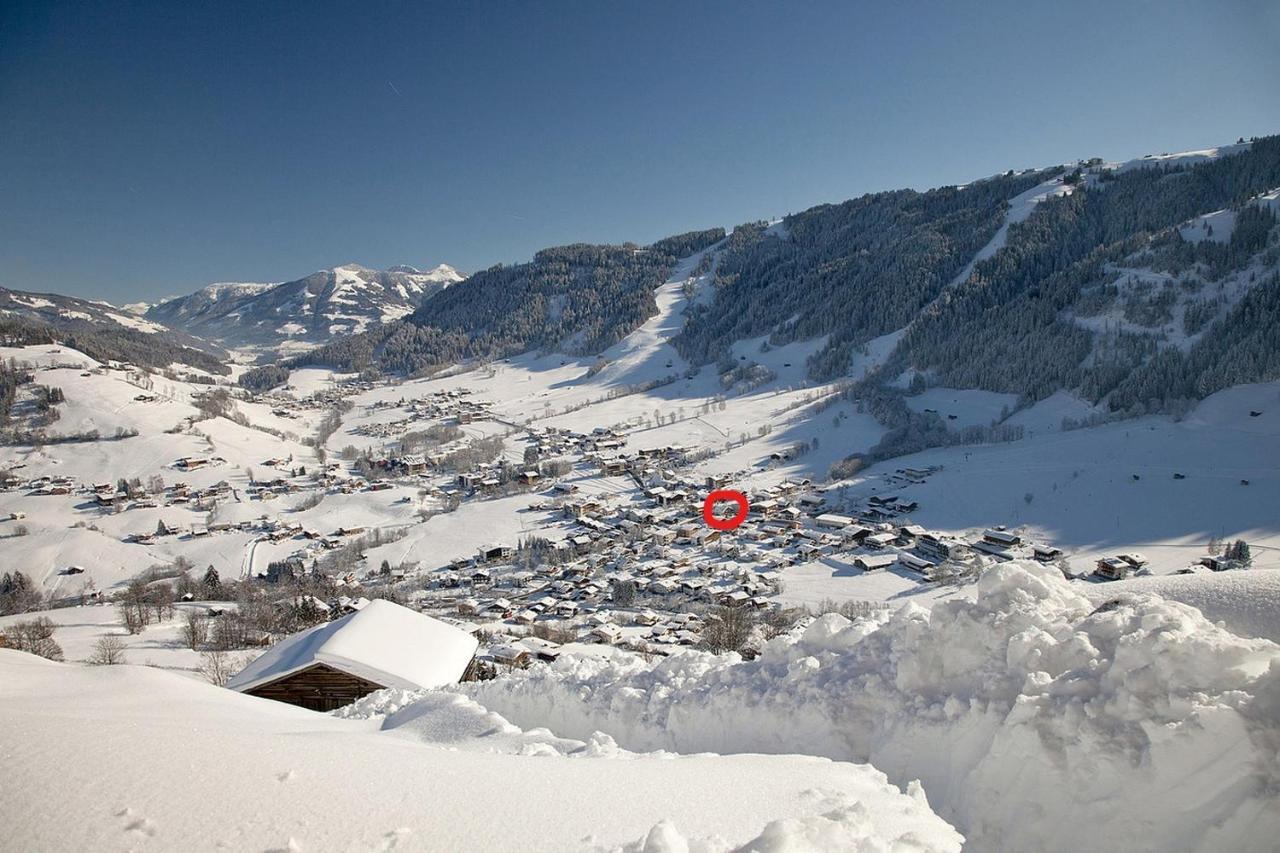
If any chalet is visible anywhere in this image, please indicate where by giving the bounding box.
[673,629,701,646]
[897,552,935,574]
[679,577,710,596]
[480,599,513,619]
[916,533,969,563]
[864,531,897,550]
[814,513,855,529]
[648,578,677,596]
[1118,553,1148,569]
[589,623,623,644]
[650,527,677,544]
[797,492,826,510]
[1032,545,1064,562]
[633,609,660,626]
[973,540,1015,561]
[490,645,533,668]
[855,553,898,572]
[479,543,514,562]
[1093,557,1130,580]
[518,637,561,662]
[599,458,627,477]
[334,597,370,614]
[227,601,477,711]
[982,528,1022,548]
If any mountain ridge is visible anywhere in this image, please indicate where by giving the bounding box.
[146,262,463,354]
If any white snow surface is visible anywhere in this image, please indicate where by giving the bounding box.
[461,561,1280,853]
[1086,568,1280,643]
[0,650,961,853]
[227,599,479,692]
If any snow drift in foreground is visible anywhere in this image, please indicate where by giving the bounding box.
[0,650,959,853]
[1086,568,1280,643]
[462,562,1280,853]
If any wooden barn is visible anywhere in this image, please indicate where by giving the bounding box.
[226,600,478,712]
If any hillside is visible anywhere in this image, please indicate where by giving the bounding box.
[148,263,463,354]
[261,136,1280,443]
[264,230,726,383]
[0,286,230,375]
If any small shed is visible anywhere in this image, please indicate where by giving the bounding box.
[227,600,478,712]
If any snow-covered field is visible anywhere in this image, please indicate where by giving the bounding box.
[0,650,962,852]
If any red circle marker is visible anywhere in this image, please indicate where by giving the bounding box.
[703,489,749,531]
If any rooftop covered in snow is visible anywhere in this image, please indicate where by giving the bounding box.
[228,599,478,694]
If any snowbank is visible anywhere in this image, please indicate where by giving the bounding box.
[1087,569,1280,643]
[0,651,960,852]
[461,561,1280,853]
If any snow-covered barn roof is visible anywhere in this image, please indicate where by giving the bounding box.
[228,600,478,694]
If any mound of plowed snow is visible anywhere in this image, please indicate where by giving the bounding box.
[460,561,1280,853]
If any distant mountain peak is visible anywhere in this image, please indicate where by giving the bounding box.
[146,263,462,353]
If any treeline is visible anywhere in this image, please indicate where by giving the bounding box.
[672,169,1056,379]
[239,363,289,392]
[647,228,726,258]
[0,359,34,426]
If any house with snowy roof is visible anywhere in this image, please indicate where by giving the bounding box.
[227,600,478,712]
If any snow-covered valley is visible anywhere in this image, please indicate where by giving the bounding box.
[3,139,1280,853]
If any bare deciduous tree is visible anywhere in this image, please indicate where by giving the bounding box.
[699,605,755,654]
[87,634,127,665]
[182,610,209,650]
[200,649,241,686]
[6,617,64,660]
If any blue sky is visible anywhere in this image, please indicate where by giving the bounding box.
[1,0,1277,303]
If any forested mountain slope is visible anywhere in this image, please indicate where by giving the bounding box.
[672,169,1058,379]
[248,230,725,387]
[252,136,1280,421]
[670,135,1280,416]
[0,286,229,375]
[888,136,1280,412]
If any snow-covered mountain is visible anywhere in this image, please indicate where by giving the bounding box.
[147,263,463,352]
[0,285,230,374]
